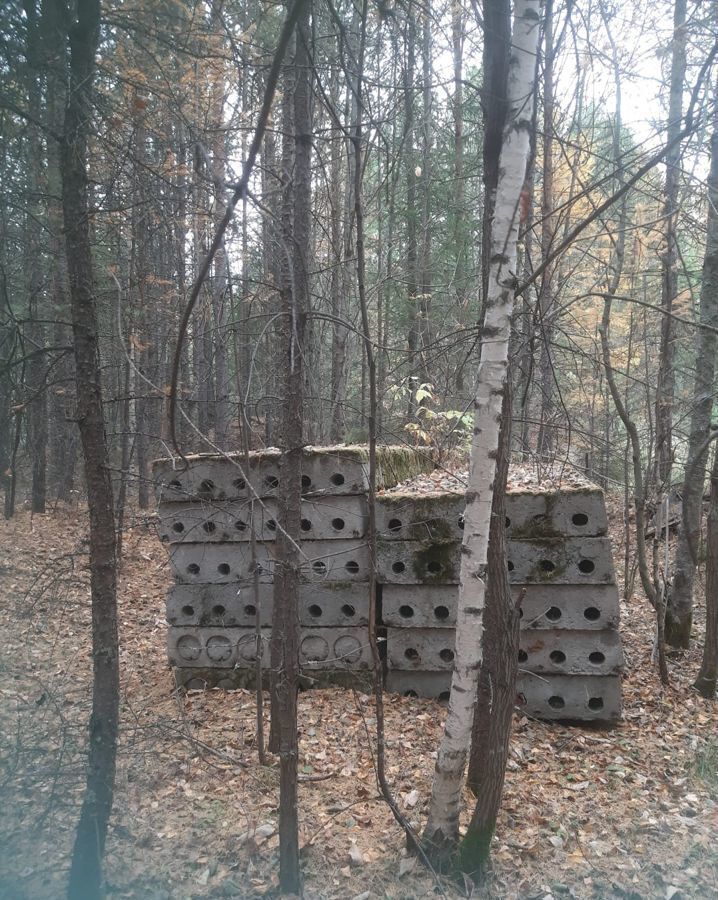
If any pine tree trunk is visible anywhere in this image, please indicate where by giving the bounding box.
[59,1,120,896]
[422,0,540,867]
[695,444,718,697]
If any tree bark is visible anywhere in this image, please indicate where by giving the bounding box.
[422,0,540,868]
[695,444,718,698]
[667,79,718,649]
[57,0,120,896]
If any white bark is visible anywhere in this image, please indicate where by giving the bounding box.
[423,0,541,854]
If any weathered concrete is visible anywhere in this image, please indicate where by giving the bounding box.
[518,583,620,630]
[387,626,622,675]
[382,584,459,627]
[377,536,615,585]
[167,626,269,668]
[519,628,623,675]
[169,539,370,585]
[385,670,621,722]
[376,487,607,541]
[382,583,620,630]
[154,445,432,503]
[167,581,369,627]
[168,625,372,670]
[173,667,374,692]
[386,627,457,671]
[158,495,367,544]
[517,673,622,722]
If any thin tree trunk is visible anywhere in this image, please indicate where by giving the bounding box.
[58,1,120,896]
[695,444,718,697]
[422,0,540,867]
[653,0,687,490]
[667,83,718,648]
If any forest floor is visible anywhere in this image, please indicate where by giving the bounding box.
[0,497,717,900]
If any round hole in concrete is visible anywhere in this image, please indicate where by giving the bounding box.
[169,479,182,490]
[301,475,312,490]
[588,697,604,710]
[572,512,589,527]
[266,519,277,532]
[186,563,200,575]
[550,650,566,664]
[312,561,327,575]
[331,517,345,531]
[233,477,246,490]
[308,604,322,618]
[548,695,565,709]
[458,515,465,530]
[264,475,279,490]
[181,605,194,616]
[434,605,449,621]
[217,563,231,575]
[235,519,248,532]
[519,608,524,618]
[518,650,528,662]
[439,648,454,663]
[546,606,562,621]
[392,561,406,574]
[172,522,185,533]
[300,518,312,532]
[399,605,415,618]
[505,517,511,528]
[578,559,595,574]
[584,606,600,621]
[403,690,418,698]
[176,634,201,661]
[345,560,360,575]
[404,648,420,661]
[202,521,216,534]
[330,472,345,486]
[341,604,356,618]
[212,604,226,616]
[438,691,450,702]
[589,651,605,664]
[198,479,215,497]
[388,518,403,533]
[507,561,515,572]
[539,559,556,573]
[427,561,442,575]
[244,604,257,616]
[206,635,232,662]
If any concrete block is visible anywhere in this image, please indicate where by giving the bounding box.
[387,627,457,671]
[154,445,432,502]
[158,495,367,543]
[382,584,459,627]
[297,626,373,670]
[169,539,370,585]
[517,673,621,722]
[385,669,451,701]
[506,489,607,538]
[297,583,369,626]
[376,539,461,584]
[166,583,274,627]
[519,629,623,676]
[173,667,374,692]
[377,537,615,585]
[376,494,465,542]
[519,584,620,630]
[382,583,620,630]
[375,486,607,541]
[384,669,622,722]
[167,626,269,668]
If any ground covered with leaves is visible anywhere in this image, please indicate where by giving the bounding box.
[0,500,717,899]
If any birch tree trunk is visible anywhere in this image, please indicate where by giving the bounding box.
[422,0,540,866]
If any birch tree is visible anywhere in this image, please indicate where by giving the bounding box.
[422,0,541,866]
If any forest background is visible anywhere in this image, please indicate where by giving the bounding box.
[1,0,718,897]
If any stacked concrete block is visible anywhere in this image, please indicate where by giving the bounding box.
[380,485,623,722]
[154,446,432,690]
[154,448,622,722]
